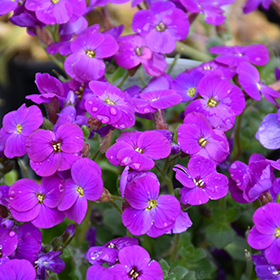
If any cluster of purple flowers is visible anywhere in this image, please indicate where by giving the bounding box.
[1,0,280,278]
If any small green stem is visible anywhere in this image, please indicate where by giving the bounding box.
[244,249,253,279]
[17,158,29,178]
[109,200,122,215]
[110,195,123,201]
[118,72,129,88]
[171,234,180,262]
[79,201,93,244]
[91,148,101,161]
[175,42,212,62]
[167,52,181,75]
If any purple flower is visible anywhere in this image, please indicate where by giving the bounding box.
[252,253,280,279]
[35,251,65,279]
[87,237,138,266]
[46,17,89,56]
[256,109,280,150]
[85,81,136,129]
[10,223,42,263]
[0,0,21,16]
[87,264,118,280]
[106,130,171,171]
[132,1,189,54]
[0,226,18,258]
[184,74,245,131]
[115,34,167,77]
[26,123,84,177]
[64,28,119,82]
[248,203,280,265]
[0,259,36,280]
[177,112,230,163]
[243,0,272,13]
[109,245,163,279]
[26,73,65,105]
[229,154,275,204]
[122,176,180,236]
[25,0,86,25]
[180,0,234,25]
[9,175,65,228]
[193,60,236,80]
[209,44,270,67]
[0,104,43,158]
[237,62,280,106]
[120,167,159,197]
[174,156,228,205]
[167,210,192,234]
[58,158,103,224]
[171,70,204,102]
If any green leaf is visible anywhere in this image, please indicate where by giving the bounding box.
[81,125,90,139]
[225,236,247,261]
[159,259,170,279]
[226,207,241,223]
[103,207,126,236]
[212,208,225,221]
[182,271,196,280]
[170,266,189,280]
[112,67,127,83]
[179,245,206,262]
[205,222,235,249]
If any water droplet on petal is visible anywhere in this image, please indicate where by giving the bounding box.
[110,107,117,116]
[92,107,98,112]
[9,231,15,237]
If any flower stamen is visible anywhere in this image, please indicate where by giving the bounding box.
[16,124,22,133]
[155,22,166,32]
[274,227,280,238]
[198,137,207,148]
[36,193,45,204]
[51,0,60,3]
[129,269,140,279]
[187,87,196,97]
[135,147,144,154]
[146,199,157,210]
[85,50,96,58]
[207,97,219,107]
[76,186,84,197]
[104,97,116,105]
[52,142,61,152]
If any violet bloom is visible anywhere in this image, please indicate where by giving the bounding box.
[109,246,163,280]
[115,34,167,77]
[0,103,43,159]
[209,44,270,67]
[174,156,228,205]
[120,166,160,197]
[0,0,21,16]
[87,264,118,280]
[256,109,280,150]
[10,223,42,263]
[243,0,272,13]
[122,176,180,236]
[171,70,204,102]
[237,62,280,106]
[248,203,280,265]
[26,73,65,105]
[252,254,280,279]
[193,60,236,80]
[184,74,245,131]
[177,112,230,163]
[26,122,84,177]
[0,259,36,280]
[106,130,171,171]
[9,175,65,228]
[0,225,18,259]
[85,81,136,129]
[35,251,65,279]
[25,0,86,25]
[64,27,119,82]
[87,237,138,266]
[168,210,193,234]
[229,154,275,204]
[46,16,89,56]
[58,158,103,224]
[180,0,234,25]
[132,1,189,54]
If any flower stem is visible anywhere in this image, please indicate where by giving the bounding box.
[118,72,129,88]
[91,148,101,161]
[110,195,123,201]
[79,201,93,244]
[171,233,180,262]
[17,158,29,178]
[167,52,181,75]
[109,200,122,215]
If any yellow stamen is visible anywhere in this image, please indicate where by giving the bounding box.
[207,97,219,107]
[51,0,60,3]
[193,178,205,188]
[187,87,196,97]
[76,186,84,197]
[36,193,45,203]
[199,137,207,148]
[135,147,144,154]
[146,199,157,210]
[107,242,116,248]
[129,269,139,279]
[104,97,116,105]
[85,50,96,58]
[257,84,262,91]
[155,22,166,32]
[275,227,280,238]
[16,124,22,133]
[52,142,61,152]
